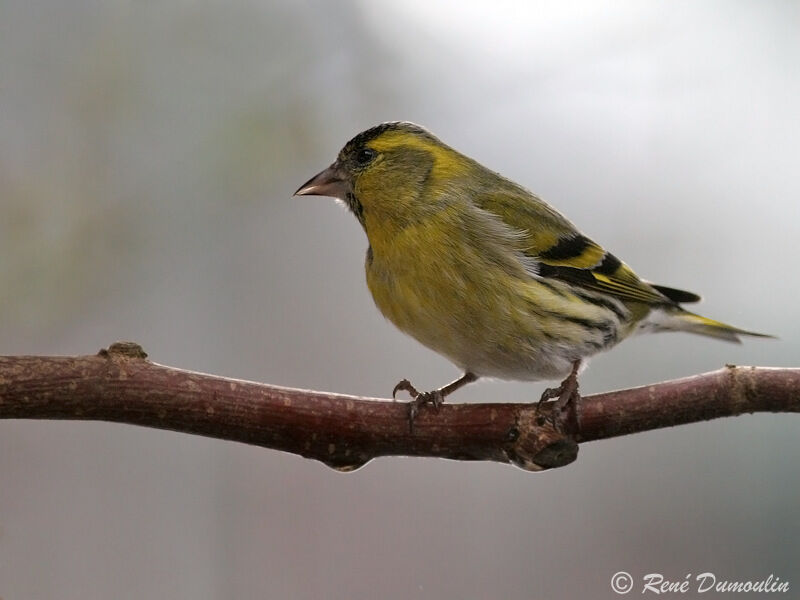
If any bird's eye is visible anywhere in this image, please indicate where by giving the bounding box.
[355,147,376,166]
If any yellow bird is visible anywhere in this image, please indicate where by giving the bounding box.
[295,122,769,426]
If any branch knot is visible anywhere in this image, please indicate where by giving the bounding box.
[99,342,148,360]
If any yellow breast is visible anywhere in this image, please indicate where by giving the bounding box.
[363,207,629,380]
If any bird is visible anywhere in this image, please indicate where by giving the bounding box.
[294,121,770,429]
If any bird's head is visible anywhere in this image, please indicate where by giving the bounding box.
[295,122,471,234]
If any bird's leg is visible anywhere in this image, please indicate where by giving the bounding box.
[555,359,581,411]
[393,372,478,432]
[536,360,582,425]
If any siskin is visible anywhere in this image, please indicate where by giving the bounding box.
[295,122,770,426]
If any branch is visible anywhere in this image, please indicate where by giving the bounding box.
[1,342,797,471]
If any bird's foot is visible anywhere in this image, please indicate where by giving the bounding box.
[535,361,581,429]
[392,379,445,433]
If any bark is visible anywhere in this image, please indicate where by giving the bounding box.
[1,342,797,471]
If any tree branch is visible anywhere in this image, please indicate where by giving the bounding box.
[1,342,797,471]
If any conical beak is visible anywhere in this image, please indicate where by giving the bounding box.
[294,164,347,199]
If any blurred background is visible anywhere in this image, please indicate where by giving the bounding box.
[1,1,798,598]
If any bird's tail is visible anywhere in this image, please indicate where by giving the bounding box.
[641,307,774,343]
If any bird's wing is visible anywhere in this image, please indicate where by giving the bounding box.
[475,190,671,305]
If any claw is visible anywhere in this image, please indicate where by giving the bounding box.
[393,378,424,433]
[536,385,561,413]
[392,378,419,401]
[407,401,419,432]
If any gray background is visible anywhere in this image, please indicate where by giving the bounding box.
[1,1,798,598]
